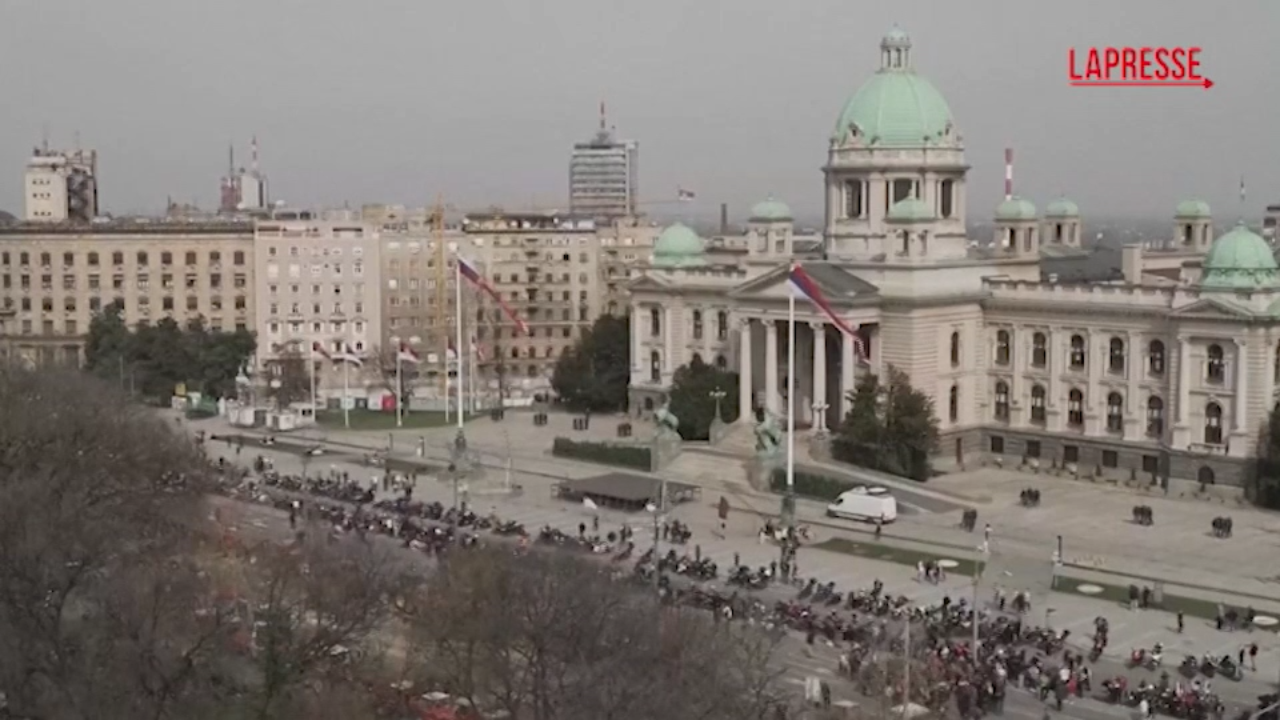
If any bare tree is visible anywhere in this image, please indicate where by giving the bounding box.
[264,348,312,408]
[401,547,788,720]
[367,343,417,410]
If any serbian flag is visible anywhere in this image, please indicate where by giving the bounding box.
[677,187,696,201]
[457,256,528,335]
[788,263,867,358]
[397,342,421,365]
[338,343,364,366]
[311,341,333,361]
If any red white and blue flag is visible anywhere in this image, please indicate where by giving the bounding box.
[788,263,867,359]
[457,257,529,335]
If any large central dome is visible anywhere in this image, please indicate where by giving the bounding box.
[833,28,955,148]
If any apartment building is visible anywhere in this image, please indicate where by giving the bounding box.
[251,220,382,398]
[0,221,255,367]
[596,218,662,315]
[379,226,474,367]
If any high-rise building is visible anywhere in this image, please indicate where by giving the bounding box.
[24,145,99,223]
[569,104,638,220]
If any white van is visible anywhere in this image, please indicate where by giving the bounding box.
[825,486,897,523]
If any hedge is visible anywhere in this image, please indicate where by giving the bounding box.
[552,437,652,472]
[769,467,861,501]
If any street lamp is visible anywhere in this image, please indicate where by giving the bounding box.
[709,388,727,423]
[972,541,990,655]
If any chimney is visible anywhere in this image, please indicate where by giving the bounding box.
[719,203,728,235]
[1121,244,1144,284]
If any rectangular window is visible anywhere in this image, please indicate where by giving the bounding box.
[1063,445,1079,464]
[1025,440,1041,459]
[1102,450,1119,469]
[989,435,1004,454]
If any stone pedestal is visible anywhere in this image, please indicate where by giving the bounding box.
[746,454,783,493]
[708,417,729,446]
[651,429,683,472]
[808,431,833,461]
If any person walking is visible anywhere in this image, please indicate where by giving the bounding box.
[1176,611,1184,633]
[874,516,883,541]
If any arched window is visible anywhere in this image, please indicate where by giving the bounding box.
[717,310,729,340]
[649,307,661,337]
[949,385,959,422]
[950,331,961,367]
[1146,396,1164,438]
[1030,384,1047,424]
[1069,335,1086,370]
[1204,402,1223,444]
[649,350,661,383]
[1206,344,1225,383]
[1067,388,1084,427]
[1106,392,1124,433]
[715,354,727,369]
[692,310,704,340]
[691,352,703,366]
[1148,340,1165,376]
[995,330,1012,366]
[1109,337,1126,374]
[994,381,1010,421]
[644,397,655,411]
[1031,332,1047,368]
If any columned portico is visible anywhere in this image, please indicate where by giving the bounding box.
[811,322,828,431]
[765,320,780,415]
[841,332,856,417]
[737,318,754,422]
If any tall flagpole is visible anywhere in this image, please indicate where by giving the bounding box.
[395,348,404,428]
[342,352,351,429]
[455,258,465,431]
[309,341,318,424]
[785,276,797,521]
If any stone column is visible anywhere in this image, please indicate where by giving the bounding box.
[765,319,780,415]
[1177,336,1192,425]
[738,318,753,422]
[631,304,644,380]
[1084,330,1102,434]
[1235,339,1249,431]
[1124,331,1142,440]
[811,322,828,431]
[1046,327,1061,430]
[841,329,856,417]
[663,304,675,377]
[1010,326,1024,426]
[870,325,883,377]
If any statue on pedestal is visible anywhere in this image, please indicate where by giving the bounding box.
[653,402,681,438]
[753,410,783,458]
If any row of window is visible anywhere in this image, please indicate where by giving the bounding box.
[3,272,246,292]
[646,351,727,381]
[648,307,731,341]
[954,331,1235,384]
[0,250,245,268]
[4,295,245,313]
[5,316,243,336]
[268,301,365,316]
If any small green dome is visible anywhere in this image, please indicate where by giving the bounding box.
[750,196,792,222]
[1176,199,1212,219]
[886,197,934,223]
[1201,223,1278,290]
[1045,198,1080,218]
[995,196,1038,222]
[832,28,955,148]
[652,222,707,267]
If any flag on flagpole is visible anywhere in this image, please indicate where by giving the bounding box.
[457,256,528,335]
[397,342,421,365]
[1241,175,1247,204]
[470,334,485,362]
[338,343,364,366]
[788,263,867,358]
[677,187,696,201]
[312,341,333,361]
[445,342,458,362]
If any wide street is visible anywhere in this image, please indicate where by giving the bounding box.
[191,408,1280,718]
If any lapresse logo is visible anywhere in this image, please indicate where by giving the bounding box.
[1068,47,1212,89]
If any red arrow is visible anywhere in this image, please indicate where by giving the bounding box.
[1070,78,1213,89]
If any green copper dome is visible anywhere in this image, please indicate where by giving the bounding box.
[995,196,1038,221]
[652,222,707,267]
[832,28,955,148]
[1201,223,1278,290]
[750,196,793,222]
[1176,200,1212,219]
[1045,198,1080,218]
[886,197,934,223]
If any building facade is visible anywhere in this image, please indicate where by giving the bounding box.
[0,221,255,366]
[251,220,382,396]
[24,146,99,223]
[628,28,1279,488]
[569,113,639,220]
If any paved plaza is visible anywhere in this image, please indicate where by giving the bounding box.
[194,411,1280,705]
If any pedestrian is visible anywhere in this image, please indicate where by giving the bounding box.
[592,515,599,532]
[578,522,586,537]
[717,495,730,536]
[874,516,883,540]
[733,552,740,568]
[1176,611,1184,633]
[1249,643,1258,670]
[984,523,992,542]
[1239,647,1246,668]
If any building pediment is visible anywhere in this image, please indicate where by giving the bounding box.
[627,274,676,292]
[1170,296,1254,320]
[728,261,879,303]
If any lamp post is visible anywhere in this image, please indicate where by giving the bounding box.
[709,388,726,423]
[646,493,664,595]
[972,541,989,655]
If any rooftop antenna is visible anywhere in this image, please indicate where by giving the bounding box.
[228,142,235,178]
[599,101,607,131]
[251,135,259,174]
[1004,147,1014,202]
[1240,175,1247,223]
[40,123,49,153]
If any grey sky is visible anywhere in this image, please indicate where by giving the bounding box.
[1,0,1276,221]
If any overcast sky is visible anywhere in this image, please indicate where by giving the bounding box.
[1,0,1276,222]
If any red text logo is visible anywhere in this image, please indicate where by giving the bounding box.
[1068,47,1212,88]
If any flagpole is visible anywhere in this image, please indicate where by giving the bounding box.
[309,341,318,425]
[343,354,351,429]
[785,268,797,537]
[455,258,465,432]
[396,348,404,428]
